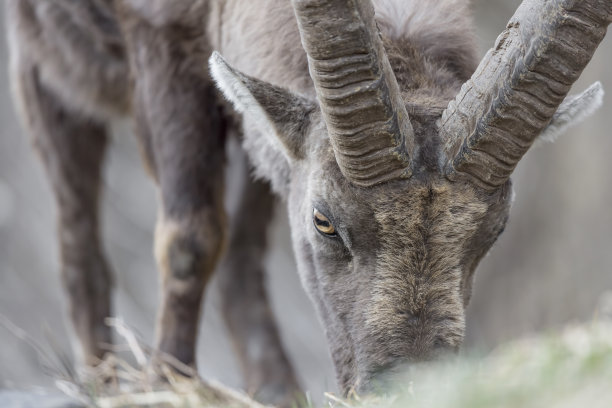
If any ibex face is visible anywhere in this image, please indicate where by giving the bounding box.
[211,48,514,389]
[285,142,512,390]
[211,0,611,394]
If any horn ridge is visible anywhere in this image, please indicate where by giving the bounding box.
[292,0,414,187]
[441,0,612,190]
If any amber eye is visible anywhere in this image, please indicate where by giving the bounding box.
[313,208,336,236]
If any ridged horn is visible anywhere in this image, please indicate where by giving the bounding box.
[440,0,612,190]
[292,0,414,187]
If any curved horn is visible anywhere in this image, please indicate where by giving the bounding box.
[292,0,414,187]
[440,0,612,190]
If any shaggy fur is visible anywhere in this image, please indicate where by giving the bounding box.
[375,0,478,82]
[6,0,129,120]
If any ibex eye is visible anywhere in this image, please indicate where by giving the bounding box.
[313,208,336,237]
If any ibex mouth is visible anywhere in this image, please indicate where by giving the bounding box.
[361,360,413,393]
[360,343,459,393]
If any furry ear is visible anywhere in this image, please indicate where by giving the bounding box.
[209,52,316,195]
[536,82,604,146]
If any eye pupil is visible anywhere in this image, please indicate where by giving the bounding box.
[315,218,329,227]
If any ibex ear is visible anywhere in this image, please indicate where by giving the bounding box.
[209,52,316,194]
[536,82,604,146]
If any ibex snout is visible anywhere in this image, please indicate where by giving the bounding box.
[359,338,459,393]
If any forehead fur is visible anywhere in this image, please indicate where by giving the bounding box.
[308,139,495,235]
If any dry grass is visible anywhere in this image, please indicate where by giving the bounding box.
[0,315,268,408]
[61,318,269,408]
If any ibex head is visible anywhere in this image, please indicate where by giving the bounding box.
[211,0,609,393]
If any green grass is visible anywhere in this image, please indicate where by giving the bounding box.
[324,320,612,408]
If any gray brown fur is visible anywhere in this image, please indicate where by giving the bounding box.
[6,0,297,405]
[5,0,609,403]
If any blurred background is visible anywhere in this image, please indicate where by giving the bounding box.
[0,0,610,402]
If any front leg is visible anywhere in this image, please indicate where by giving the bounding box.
[217,167,301,406]
[117,2,226,369]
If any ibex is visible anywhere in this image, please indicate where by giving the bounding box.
[6,0,610,404]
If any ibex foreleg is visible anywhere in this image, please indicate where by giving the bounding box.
[217,169,301,406]
[118,6,228,369]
